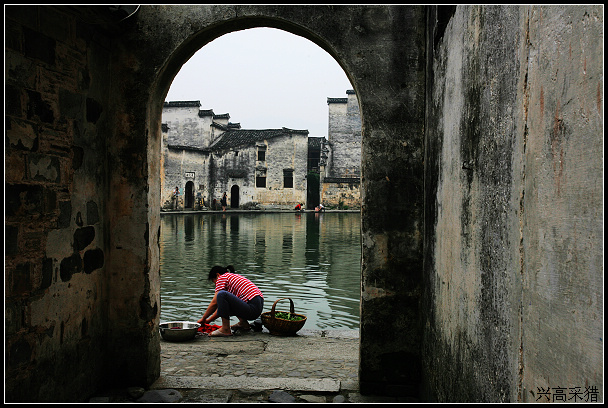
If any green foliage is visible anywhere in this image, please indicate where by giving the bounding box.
[274,312,304,321]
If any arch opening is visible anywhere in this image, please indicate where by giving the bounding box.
[151,20,362,331]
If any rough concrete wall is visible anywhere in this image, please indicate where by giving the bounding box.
[519,5,603,402]
[423,5,603,402]
[5,6,113,402]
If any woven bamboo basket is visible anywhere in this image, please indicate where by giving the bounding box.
[261,298,307,336]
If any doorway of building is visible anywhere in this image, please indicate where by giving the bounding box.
[185,181,194,208]
[230,185,240,208]
[306,171,320,210]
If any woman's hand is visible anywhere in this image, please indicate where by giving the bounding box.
[199,293,219,325]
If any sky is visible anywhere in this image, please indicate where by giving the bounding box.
[165,27,353,137]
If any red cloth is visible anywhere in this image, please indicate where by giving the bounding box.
[197,323,221,334]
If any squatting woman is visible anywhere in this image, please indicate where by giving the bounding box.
[198,265,264,337]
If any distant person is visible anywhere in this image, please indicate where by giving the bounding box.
[294,203,303,212]
[315,203,325,213]
[221,192,227,211]
[197,265,264,337]
[172,186,179,209]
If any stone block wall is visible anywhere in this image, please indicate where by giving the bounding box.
[321,179,361,209]
[5,5,114,401]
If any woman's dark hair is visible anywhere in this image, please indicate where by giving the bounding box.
[207,265,235,281]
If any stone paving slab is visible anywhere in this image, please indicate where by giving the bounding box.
[151,375,341,393]
[88,329,376,403]
[159,329,360,382]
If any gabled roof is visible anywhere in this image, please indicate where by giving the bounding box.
[211,121,228,131]
[164,101,201,108]
[210,128,309,151]
[198,109,215,117]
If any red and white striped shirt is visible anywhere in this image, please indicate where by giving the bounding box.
[215,272,263,302]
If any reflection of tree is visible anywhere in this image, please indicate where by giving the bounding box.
[305,212,320,267]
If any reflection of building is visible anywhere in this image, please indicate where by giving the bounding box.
[320,90,362,209]
[161,101,309,210]
[161,90,362,211]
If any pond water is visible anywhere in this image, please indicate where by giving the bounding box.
[159,212,361,330]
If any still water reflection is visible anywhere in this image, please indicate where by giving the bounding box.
[160,212,361,330]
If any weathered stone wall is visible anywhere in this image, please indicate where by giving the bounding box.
[322,90,362,209]
[321,179,361,209]
[163,102,213,148]
[5,5,115,401]
[423,5,603,402]
[247,133,309,208]
[162,146,210,209]
[327,90,362,178]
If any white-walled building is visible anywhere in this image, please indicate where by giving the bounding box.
[160,90,362,211]
[161,101,309,210]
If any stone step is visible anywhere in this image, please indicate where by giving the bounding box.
[151,375,341,393]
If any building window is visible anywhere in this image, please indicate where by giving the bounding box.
[257,146,266,162]
[283,169,293,188]
[256,168,267,188]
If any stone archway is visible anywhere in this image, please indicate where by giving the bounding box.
[109,5,426,397]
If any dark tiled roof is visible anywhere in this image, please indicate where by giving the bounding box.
[198,109,215,117]
[346,89,356,94]
[327,97,347,104]
[211,122,227,131]
[213,113,230,119]
[164,101,201,108]
[210,128,308,151]
[167,144,210,153]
